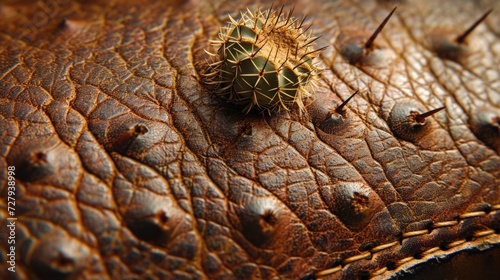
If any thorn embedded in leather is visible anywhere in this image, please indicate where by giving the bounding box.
[414,106,446,124]
[338,7,396,65]
[365,6,397,50]
[388,102,445,144]
[308,89,362,134]
[334,89,360,115]
[455,8,493,44]
[427,8,493,62]
[321,90,360,124]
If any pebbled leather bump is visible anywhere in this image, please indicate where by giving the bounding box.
[469,106,500,153]
[28,233,93,280]
[387,101,451,149]
[320,182,386,231]
[229,194,293,248]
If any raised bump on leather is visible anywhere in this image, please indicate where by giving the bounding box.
[0,0,499,279]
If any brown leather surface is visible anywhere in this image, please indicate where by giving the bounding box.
[0,0,499,279]
[392,245,500,280]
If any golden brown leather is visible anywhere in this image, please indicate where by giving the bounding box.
[0,0,499,279]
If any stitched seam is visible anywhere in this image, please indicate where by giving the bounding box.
[314,203,500,279]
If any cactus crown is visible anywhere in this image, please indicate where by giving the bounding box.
[204,7,322,114]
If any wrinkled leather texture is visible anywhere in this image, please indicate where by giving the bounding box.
[0,0,499,279]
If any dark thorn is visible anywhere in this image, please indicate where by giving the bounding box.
[252,41,267,57]
[261,47,273,74]
[275,5,285,27]
[292,58,309,70]
[303,35,322,48]
[264,3,274,27]
[296,24,313,39]
[285,5,295,26]
[456,8,493,44]
[299,45,328,61]
[278,48,291,70]
[314,45,329,54]
[336,90,360,114]
[415,106,445,123]
[365,6,397,49]
[298,14,308,29]
[319,45,329,52]
[273,46,279,61]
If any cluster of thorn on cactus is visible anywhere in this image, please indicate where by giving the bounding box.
[203,7,322,114]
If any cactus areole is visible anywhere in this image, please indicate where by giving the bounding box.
[204,7,322,114]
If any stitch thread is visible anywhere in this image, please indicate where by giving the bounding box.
[396,256,414,266]
[421,247,440,256]
[370,241,398,253]
[371,267,387,276]
[459,211,486,219]
[472,229,495,238]
[313,203,500,279]
[343,251,371,264]
[444,239,467,249]
[314,266,341,278]
[432,220,458,228]
[401,229,428,238]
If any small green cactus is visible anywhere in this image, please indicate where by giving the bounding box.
[204,7,323,114]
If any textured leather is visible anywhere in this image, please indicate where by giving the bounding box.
[0,0,499,279]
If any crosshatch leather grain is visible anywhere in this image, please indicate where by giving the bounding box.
[0,0,499,279]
